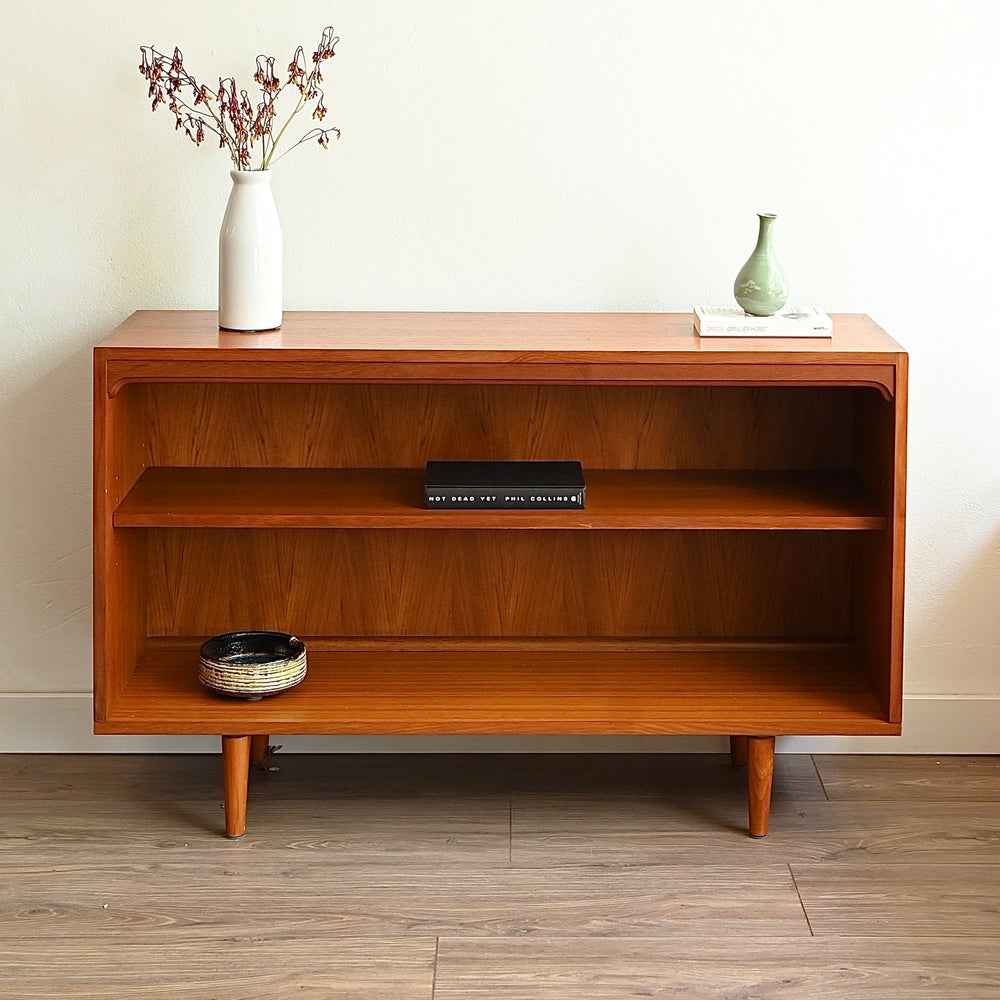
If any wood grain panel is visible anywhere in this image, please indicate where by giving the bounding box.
[791,863,1000,937]
[115,467,886,529]
[143,383,855,471]
[0,860,807,939]
[433,936,1000,999]
[145,529,852,639]
[852,386,905,720]
[510,795,1000,866]
[1,796,512,863]
[100,310,906,355]
[99,642,895,736]
[0,751,818,800]
[814,755,1000,801]
[6,753,996,1000]
[110,357,901,400]
[93,377,149,717]
[0,937,436,1000]
[11,755,996,866]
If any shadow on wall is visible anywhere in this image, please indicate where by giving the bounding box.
[906,521,1000,697]
[0,340,99,693]
[0,143,215,696]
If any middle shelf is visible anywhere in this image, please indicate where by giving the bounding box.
[114,467,886,530]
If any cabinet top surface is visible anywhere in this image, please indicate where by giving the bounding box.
[97,311,905,360]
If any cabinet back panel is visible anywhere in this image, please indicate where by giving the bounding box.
[144,384,854,471]
[146,529,851,639]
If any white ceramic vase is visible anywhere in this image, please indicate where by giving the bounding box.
[218,170,282,331]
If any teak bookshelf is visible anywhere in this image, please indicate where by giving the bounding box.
[94,311,907,838]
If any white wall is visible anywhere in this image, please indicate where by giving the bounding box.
[2,0,998,752]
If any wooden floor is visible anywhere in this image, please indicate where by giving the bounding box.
[2,753,999,998]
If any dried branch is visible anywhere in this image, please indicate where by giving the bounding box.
[138,28,340,171]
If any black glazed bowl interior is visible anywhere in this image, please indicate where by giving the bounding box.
[200,631,305,666]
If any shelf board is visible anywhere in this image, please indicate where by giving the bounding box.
[97,638,898,736]
[114,467,886,530]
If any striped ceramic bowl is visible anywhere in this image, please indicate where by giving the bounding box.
[199,631,307,700]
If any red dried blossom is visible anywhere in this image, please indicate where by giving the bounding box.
[138,27,340,171]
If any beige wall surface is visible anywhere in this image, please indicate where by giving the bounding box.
[1,0,997,751]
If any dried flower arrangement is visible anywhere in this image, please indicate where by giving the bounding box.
[139,26,341,171]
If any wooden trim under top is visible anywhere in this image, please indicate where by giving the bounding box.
[96,311,906,399]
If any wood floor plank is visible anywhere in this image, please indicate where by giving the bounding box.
[792,863,1000,936]
[0,753,224,799]
[433,936,1000,999]
[1,796,511,863]
[5,754,1000,998]
[0,861,808,939]
[0,751,827,800]
[0,936,436,1000]
[813,754,1000,801]
[511,795,1000,865]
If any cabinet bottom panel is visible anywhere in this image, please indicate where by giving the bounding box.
[96,637,898,737]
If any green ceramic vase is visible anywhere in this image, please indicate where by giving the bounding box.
[734,213,789,316]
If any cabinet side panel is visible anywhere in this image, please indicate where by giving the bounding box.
[146,529,851,640]
[144,384,854,471]
[891,357,908,720]
[853,379,906,721]
[93,372,149,720]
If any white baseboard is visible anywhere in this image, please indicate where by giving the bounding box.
[1,693,997,754]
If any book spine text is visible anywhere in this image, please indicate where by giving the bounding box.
[425,488,585,509]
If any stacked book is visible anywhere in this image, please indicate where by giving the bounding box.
[694,306,833,338]
[424,460,585,509]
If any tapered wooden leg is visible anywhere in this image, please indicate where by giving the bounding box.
[250,735,271,768]
[746,735,775,838]
[729,735,748,767]
[222,735,251,839]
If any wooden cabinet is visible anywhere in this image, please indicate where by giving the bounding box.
[93,311,907,838]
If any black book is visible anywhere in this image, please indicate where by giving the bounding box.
[424,460,586,509]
